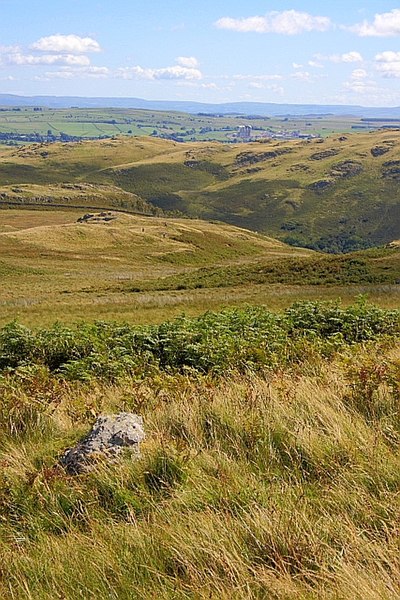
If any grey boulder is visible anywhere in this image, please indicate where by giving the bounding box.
[60,413,145,474]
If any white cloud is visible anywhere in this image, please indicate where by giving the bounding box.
[308,60,323,68]
[5,53,90,66]
[31,34,101,54]
[292,62,303,69]
[375,51,400,78]
[291,70,312,81]
[0,45,21,53]
[117,64,202,81]
[176,56,199,68]
[178,81,221,91]
[232,74,283,81]
[200,82,217,89]
[344,80,373,94]
[351,68,368,80]
[342,74,385,97]
[338,51,363,63]
[37,66,110,80]
[215,10,331,35]
[248,82,284,94]
[317,51,363,63]
[348,9,400,37]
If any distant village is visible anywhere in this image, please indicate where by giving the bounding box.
[235,124,320,141]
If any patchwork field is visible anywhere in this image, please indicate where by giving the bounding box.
[0,106,386,143]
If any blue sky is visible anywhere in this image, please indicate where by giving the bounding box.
[1,1,400,106]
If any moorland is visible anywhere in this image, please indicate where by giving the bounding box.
[0,115,399,599]
[0,128,399,253]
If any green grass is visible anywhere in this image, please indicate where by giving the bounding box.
[0,107,383,144]
[126,247,400,292]
[0,208,399,328]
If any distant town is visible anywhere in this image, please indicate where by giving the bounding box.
[0,105,399,146]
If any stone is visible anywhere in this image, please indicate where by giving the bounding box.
[329,161,363,179]
[60,413,145,474]
[382,160,400,180]
[309,148,339,161]
[308,179,335,192]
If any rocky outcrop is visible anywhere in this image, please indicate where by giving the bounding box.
[371,141,395,157]
[308,179,335,192]
[60,413,145,474]
[77,212,116,223]
[382,160,400,180]
[309,149,340,161]
[235,148,292,167]
[329,161,363,179]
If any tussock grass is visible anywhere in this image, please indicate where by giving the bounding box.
[0,303,399,598]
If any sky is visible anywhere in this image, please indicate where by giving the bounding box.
[1,1,400,106]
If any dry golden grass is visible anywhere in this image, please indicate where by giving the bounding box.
[0,339,399,599]
[0,208,398,327]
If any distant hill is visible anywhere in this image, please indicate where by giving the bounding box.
[0,131,399,252]
[1,94,400,118]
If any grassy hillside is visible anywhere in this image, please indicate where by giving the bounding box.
[0,131,399,251]
[0,208,316,326]
[0,302,399,599]
[0,208,398,327]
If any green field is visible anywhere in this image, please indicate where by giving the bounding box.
[0,106,391,144]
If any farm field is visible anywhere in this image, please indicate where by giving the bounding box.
[0,106,394,145]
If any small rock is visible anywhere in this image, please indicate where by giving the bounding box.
[60,413,145,474]
[309,148,339,161]
[308,179,335,191]
[329,161,363,179]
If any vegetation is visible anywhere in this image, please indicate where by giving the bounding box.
[0,130,399,251]
[1,300,397,378]
[0,119,399,598]
[127,247,400,292]
[0,208,399,327]
[0,300,399,599]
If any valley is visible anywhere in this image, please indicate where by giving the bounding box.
[0,129,398,254]
[0,124,399,600]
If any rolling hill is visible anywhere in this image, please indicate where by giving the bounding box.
[0,208,398,327]
[1,93,400,117]
[0,208,318,325]
[0,130,399,252]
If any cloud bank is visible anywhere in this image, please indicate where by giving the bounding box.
[215,10,331,35]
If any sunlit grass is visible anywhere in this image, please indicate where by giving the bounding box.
[0,330,399,599]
